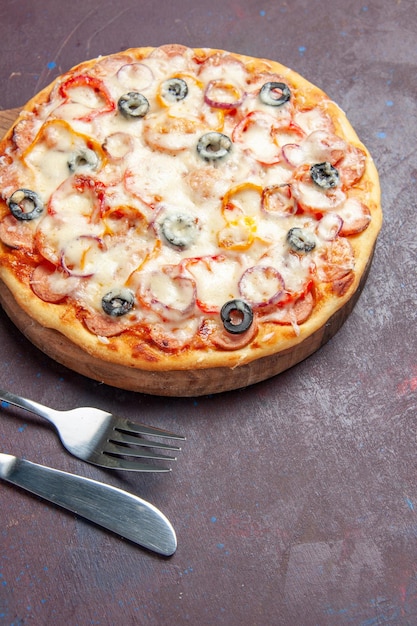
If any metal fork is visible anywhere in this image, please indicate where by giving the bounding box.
[0,389,185,472]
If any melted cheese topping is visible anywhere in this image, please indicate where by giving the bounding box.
[0,46,374,349]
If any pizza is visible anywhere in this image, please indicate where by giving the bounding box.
[0,45,382,395]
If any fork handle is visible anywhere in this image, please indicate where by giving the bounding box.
[0,389,54,422]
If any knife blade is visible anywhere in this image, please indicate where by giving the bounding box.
[0,453,177,556]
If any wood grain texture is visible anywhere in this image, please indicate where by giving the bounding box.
[0,107,20,137]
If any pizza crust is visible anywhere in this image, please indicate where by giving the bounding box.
[0,248,374,395]
[0,46,382,395]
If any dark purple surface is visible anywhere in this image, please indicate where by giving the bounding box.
[1,0,416,624]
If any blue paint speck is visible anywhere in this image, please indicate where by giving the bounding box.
[259,10,266,16]
[217,543,225,549]
[377,131,386,139]
[298,46,306,56]
[211,516,217,523]
[18,425,27,433]
[386,100,394,107]
[405,497,414,511]
[47,61,56,70]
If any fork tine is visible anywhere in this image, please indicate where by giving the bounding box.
[99,454,172,472]
[116,419,186,441]
[104,441,176,461]
[110,430,182,451]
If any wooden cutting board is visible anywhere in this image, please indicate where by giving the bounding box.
[0,107,20,137]
[0,106,373,395]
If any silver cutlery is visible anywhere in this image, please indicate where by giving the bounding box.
[0,452,177,555]
[0,389,185,472]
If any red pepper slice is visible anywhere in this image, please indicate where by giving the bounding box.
[232,111,282,165]
[74,175,108,222]
[47,175,107,223]
[58,74,116,121]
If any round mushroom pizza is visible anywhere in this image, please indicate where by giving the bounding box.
[0,45,382,395]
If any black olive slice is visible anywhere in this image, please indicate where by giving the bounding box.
[68,148,99,172]
[118,92,150,119]
[221,299,254,334]
[287,227,316,253]
[7,189,44,221]
[310,162,339,189]
[160,78,188,102]
[259,81,291,107]
[102,288,135,317]
[197,132,232,161]
[160,213,198,249]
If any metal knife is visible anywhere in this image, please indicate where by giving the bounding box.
[0,453,177,556]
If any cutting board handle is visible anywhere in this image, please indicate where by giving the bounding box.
[0,108,21,137]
